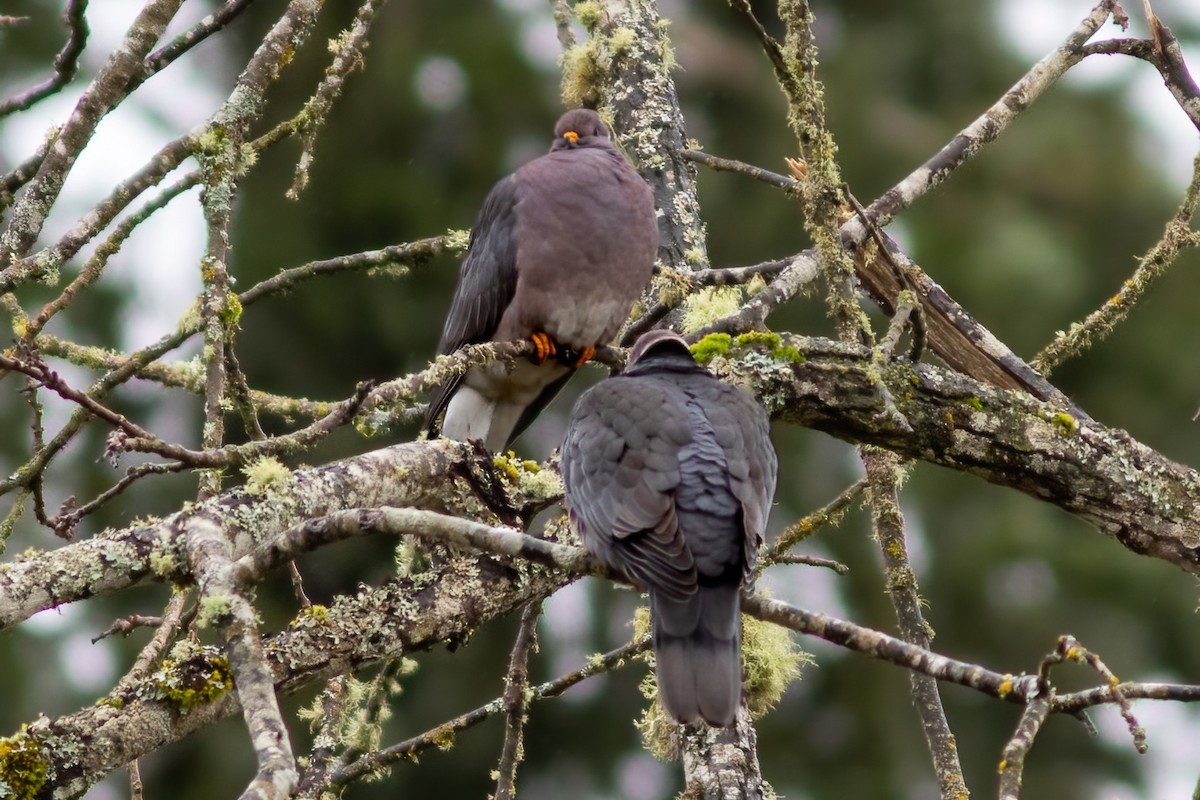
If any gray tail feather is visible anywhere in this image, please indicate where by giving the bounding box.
[651,585,742,727]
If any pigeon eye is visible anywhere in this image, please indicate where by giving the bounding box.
[563,130,580,144]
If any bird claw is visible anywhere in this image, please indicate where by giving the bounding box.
[530,331,557,363]
[571,345,595,368]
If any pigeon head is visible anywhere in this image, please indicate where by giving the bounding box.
[551,108,612,151]
[626,329,696,373]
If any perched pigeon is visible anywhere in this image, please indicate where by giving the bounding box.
[560,330,777,726]
[424,108,658,452]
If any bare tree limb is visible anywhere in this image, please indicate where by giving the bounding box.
[0,0,90,118]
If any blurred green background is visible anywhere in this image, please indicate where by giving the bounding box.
[2,0,1200,797]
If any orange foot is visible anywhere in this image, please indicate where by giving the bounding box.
[530,331,557,363]
[571,345,595,368]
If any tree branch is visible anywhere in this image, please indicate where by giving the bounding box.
[715,335,1200,575]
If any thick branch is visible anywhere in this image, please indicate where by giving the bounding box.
[0,439,501,629]
[713,335,1200,574]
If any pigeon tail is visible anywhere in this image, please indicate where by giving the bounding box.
[439,359,572,451]
[651,584,742,727]
[441,385,520,453]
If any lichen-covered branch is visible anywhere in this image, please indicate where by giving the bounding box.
[679,710,766,799]
[183,518,298,799]
[0,439,498,629]
[744,595,1039,703]
[288,0,384,198]
[849,0,1120,233]
[9,404,1196,796]
[1033,151,1200,374]
[706,334,1200,574]
[863,447,968,800]
[326,635,649,792]
[492,601,540,800]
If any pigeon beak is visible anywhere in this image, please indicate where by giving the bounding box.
[562,130,580,145]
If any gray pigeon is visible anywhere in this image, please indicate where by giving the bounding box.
[560,330,777,726]
[424,108,658,452]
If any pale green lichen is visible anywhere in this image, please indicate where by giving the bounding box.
[491,452,563,505]
[680,287,743,333]
[573,0,606,27]
[741,615,812,717]
[630,607,675,760]
[242,455,292,495]
[148,551,178,579]
[444,228,470,252]
[654,270,692,308]
[561,40,605,109]
[561,3,649,109]
[219,291,243,328]
[519,468,564,506]
[608,26,637,53]
[195,595,233,628]
[177,299,203,333]
[300,660,419,761]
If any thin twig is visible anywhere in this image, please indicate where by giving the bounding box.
[25,171,201,341]
[129,758,143,800]
[680,148,800,191]
[493,601,541,800]
[295,676,348,796]
[998,683,1052,800]
[0,0,90,117]
[49,461,187,539]
[111,590,193,696]
[238,235,458,306]
[0,350,157,441]
[550,0,576,49]
[1033,151,1200,374]
[863,447,967,800]
[745,0,872,347]
[746,594,1040,704]
[144,0,259,76]
[288,0,384,199]
[1081,33,1200,132]
[852,0,1121,233]
[329,636,649,791]
[116,380,375,469]
[92,614,166,644]
[773,554,849,573]
[761,479,866,570]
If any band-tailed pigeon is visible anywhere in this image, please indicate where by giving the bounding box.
[423,108,658,452]
[560,330,777,727]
